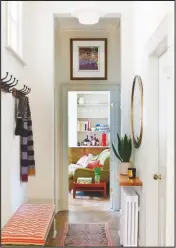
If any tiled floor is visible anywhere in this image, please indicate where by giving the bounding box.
[47,192,120,246]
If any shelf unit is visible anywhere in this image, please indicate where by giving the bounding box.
[68,91,110,147]
[77,92,110,147]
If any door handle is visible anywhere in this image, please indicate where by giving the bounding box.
[153,174,162,180]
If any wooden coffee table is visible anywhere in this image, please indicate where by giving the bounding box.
[73,181,107,199]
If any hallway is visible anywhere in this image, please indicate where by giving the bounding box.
[1,1,174,247]
[47,194,120,246]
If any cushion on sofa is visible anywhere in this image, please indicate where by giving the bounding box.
[87,160,104,170]
[76,153,96,168]
[85,153,96,166]
[87,160,100,169]
[76,154,88,167]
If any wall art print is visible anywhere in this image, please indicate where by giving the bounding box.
[70,38,107,80]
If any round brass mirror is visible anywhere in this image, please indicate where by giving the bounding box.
[131,75,143,148]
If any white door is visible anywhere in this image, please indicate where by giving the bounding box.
[157,50,168,246]
[144,14,174,247]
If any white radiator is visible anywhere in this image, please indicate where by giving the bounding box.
[119,187,139,247]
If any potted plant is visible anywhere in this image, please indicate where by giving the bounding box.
[112,133,132,175]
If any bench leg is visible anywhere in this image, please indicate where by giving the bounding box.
[52,215,57,238]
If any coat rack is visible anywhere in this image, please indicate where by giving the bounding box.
[1,72,31,97]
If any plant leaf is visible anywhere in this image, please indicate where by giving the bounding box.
[123,135,132,162]
[112,143,123,162]
[117,133,123,160]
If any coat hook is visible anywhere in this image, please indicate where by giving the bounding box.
[8,79,18,92]
[1,72,9,81]
[1,75,13,85]
[1,73,31,97]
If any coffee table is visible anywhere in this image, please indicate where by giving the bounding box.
[73,181,107,199]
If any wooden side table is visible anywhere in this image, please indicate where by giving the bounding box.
[73,182,107,199]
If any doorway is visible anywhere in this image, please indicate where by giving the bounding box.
[54,15,121,213]
[59,84,121,211]
[68,91,111,209]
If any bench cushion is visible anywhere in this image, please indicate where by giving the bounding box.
[1,203,55,246]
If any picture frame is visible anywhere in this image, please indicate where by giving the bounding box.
[70,38,107,80]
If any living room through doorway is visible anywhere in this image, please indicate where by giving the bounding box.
[68,91,111,210]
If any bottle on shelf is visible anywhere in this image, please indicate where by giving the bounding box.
[87,136,91,146]
[83,135,90,146]
[91,134,96,146]
[83,135,87,146]
[96,138,100,146]
[90,136,94,146]
[101,133,107,146]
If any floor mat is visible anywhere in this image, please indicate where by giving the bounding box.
[60,223,113,246]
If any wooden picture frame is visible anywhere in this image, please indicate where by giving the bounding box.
[70,38,107,80]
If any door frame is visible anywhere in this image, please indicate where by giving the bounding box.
[144,12,174,246]
[55,83,121,211]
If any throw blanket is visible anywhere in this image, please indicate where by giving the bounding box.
[15,96,35,182]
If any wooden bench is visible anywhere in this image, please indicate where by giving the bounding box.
[1,203,55,246]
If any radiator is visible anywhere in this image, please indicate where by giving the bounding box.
[119,187,139,247]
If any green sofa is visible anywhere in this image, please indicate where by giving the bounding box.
[68,156,110,192]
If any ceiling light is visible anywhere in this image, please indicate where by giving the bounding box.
[71,9,105,25]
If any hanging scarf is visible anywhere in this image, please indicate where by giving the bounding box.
[15,96,36,181]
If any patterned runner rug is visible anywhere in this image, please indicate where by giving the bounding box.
[60,223,113,246]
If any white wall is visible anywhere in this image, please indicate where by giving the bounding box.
[1,1,28,228]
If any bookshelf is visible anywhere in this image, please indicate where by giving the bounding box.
[68,91,110,147]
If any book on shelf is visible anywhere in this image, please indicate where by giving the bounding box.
[77,120,90,131]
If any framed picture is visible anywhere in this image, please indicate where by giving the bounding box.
[70,38,107,80]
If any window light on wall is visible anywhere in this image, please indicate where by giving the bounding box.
[6,1,23,58]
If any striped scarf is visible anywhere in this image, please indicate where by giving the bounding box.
[20,97,35,182]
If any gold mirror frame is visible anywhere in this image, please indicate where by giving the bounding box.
[131,75,143,148]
